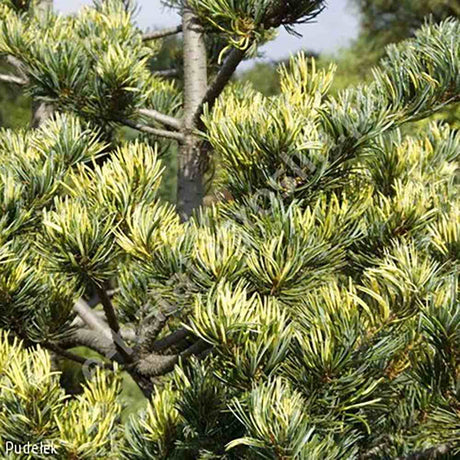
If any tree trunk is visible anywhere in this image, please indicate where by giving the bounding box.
[31,0,53,128]
[177,4,208,220]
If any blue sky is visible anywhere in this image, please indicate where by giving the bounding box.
[55,0,360,65]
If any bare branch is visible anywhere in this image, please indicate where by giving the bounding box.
[136,313,168,357]
[193,47,246,125]
[142,25,183,41]
[6,56,27,77]
[0,73,27,85]
[135,339,210,377]
[152,327,191,352]
[153,69,179,78]
[180,339,209,358]
[72,300,137,343]
[61,328,123,361]
[121,118,185,142]
[135,353,178,377]
[73,298,109,334]
[139,108,182,131]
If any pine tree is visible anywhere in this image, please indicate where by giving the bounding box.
[0,1,459,458]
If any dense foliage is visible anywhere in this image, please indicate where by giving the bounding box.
[0,0,458,458]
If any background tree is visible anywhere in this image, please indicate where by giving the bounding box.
[241,0,460,100]
[0,1,459,458]
[354,0,460,48]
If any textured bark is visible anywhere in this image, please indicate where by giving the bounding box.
[177,4,208,220]
[135,339,209,377]
[61,328,120,360]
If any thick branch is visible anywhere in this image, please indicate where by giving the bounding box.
[142,25,183,41]
[193,47,246,125]
[60,328,122,361]
[73,298,109,335]
[136,312,168,357]
[0,73,27,85]
[72,301,137,342]
[135,339,209,377]
[121,118,185,142]
[139,108,182,131]
[135,353,178,377]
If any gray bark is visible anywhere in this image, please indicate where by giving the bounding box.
[177,4,208,220]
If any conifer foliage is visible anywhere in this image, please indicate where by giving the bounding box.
[0,0,459,458]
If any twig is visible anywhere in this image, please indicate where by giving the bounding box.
[6,55,28,79]
[121,118,185,142]
[72,298,137,341]
[142,25,183,41]
[139,108,182,131]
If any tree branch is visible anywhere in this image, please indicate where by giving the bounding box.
[0,73,27,85]
[121,118,185,142]
[152,327,191,352]
[72,300,137,342]
[136,312,168,357]
[135,339,209,377]
[139,108,182,131]
[60,328,123,361]
[73,298,109,335]
[43,342,111,369]
[93,285,133,363]
[86,288,119,308]
[396,444,452,460]
[142,25,183,41]
[193,47,246,125]
[6,55,28,79]
[153,69,179,78]
[135,353,178,377]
